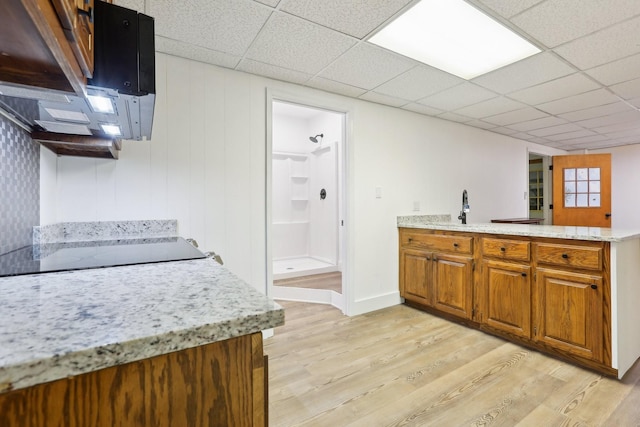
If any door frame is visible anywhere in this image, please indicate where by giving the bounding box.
[527,150,552,225]
[265,88,353,314]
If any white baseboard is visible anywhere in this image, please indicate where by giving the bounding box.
[347,291,402,316]
[272,286,343,310]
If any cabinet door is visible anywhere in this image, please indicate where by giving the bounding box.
[51,0,94,77]
[482,260,531,338]
[399,249,431,306]
[432,253,473,319]
[535,268,603,362]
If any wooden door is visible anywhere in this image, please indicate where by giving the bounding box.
[482,260,531,338]
[552,154,611,227]
[534,268,603,362]
[399,249,432,306]
[432,253,473,319]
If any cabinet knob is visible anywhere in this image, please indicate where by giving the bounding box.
[500,247,506,252]
[591,284,598,289]
[453,243,459,248]
[561,253,569,259]
[521,273,527,277]
[408,238,413,243]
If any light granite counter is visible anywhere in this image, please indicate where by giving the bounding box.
[0,258,284,393]
[397,215,640,242]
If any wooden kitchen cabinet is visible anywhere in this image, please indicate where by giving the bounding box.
[400,248,431,306]
[0,333,268,427]
[480,237,532,339]
[399,229,474,320]
[535,268,604,362]
[0,0,89,94]
[482,260,531,339]
[399,227,613,376]
[432,253,473,319]
[51,0,95,77]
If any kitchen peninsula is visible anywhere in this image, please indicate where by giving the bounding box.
[0,221,283,426]
[398,215,640,379]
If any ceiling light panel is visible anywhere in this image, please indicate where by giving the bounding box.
[368,0,541,79]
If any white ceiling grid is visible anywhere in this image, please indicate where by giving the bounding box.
[114,0,640,150]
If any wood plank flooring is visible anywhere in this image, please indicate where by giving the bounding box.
[274,272,342,294]
[265,301,640,426]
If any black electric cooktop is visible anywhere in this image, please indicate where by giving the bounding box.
[0,237,206,278]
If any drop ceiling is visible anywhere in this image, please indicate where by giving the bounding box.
[116,0,640,151]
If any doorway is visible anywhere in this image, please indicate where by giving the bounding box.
[528,152,552,225]
[269,100,345,310]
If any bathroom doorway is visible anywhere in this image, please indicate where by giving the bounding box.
[269,100,345,310]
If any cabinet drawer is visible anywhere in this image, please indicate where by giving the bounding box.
[482,238,530,262]
[401,232,473,254]
[535,243,602,270]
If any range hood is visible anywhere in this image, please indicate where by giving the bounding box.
[0,1,155,159]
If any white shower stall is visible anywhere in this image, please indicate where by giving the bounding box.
[272,102,343,280]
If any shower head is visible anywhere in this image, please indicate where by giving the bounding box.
[309,133,323,143]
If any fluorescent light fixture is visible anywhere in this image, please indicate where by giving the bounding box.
[101,124,122,136]
[369,0,541,79]
[87,94,115,114]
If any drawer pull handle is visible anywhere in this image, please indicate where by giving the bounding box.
[561,253,569,259]
[500,247,506,252]
[591,284,598,290]
[453,243,459,248]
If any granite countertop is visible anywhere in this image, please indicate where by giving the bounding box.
[397,215,640,242]
[0,258,284,393]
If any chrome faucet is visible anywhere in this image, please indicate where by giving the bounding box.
[458,189,470,224]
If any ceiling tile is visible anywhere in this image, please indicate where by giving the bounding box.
[437,112,473,123]
[528,123,584,137]
[629,98,640,109]
[576,110,640,130]
[373,65,463,101]
[318,43,416,89]
[610,78,640,100]
[305,77,368,98]
[558,101,634,121]
[482,107,548,126]
[245,12,356,74]
[148,0,272,57]
[556,134,610,145]
[454,97,525,119]
[511,0,640,48]
[401,103,444,116]
[585,54,640,86]
[491,127,519,136]
[471,52,575,94]
[155,36,242,68]
[545,129,596,142]
[593,120,640,135]
[536,89,620,115]
[236,59,312,84]
[507,116,568,132]
[359,91,408,108]
[417,83,497,111]
[473,0,544,18]
[280,0,412,39]
[525,136,554,144]
[114,0,145,12]
[554,15,640,70]
[507,73,600,105]
[465,120,498,130]
[254,0,280,6]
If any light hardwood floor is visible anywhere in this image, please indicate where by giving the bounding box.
[265,301,640,426]
[274,272,342,294]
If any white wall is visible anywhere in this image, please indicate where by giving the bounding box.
[41,53,566,314]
